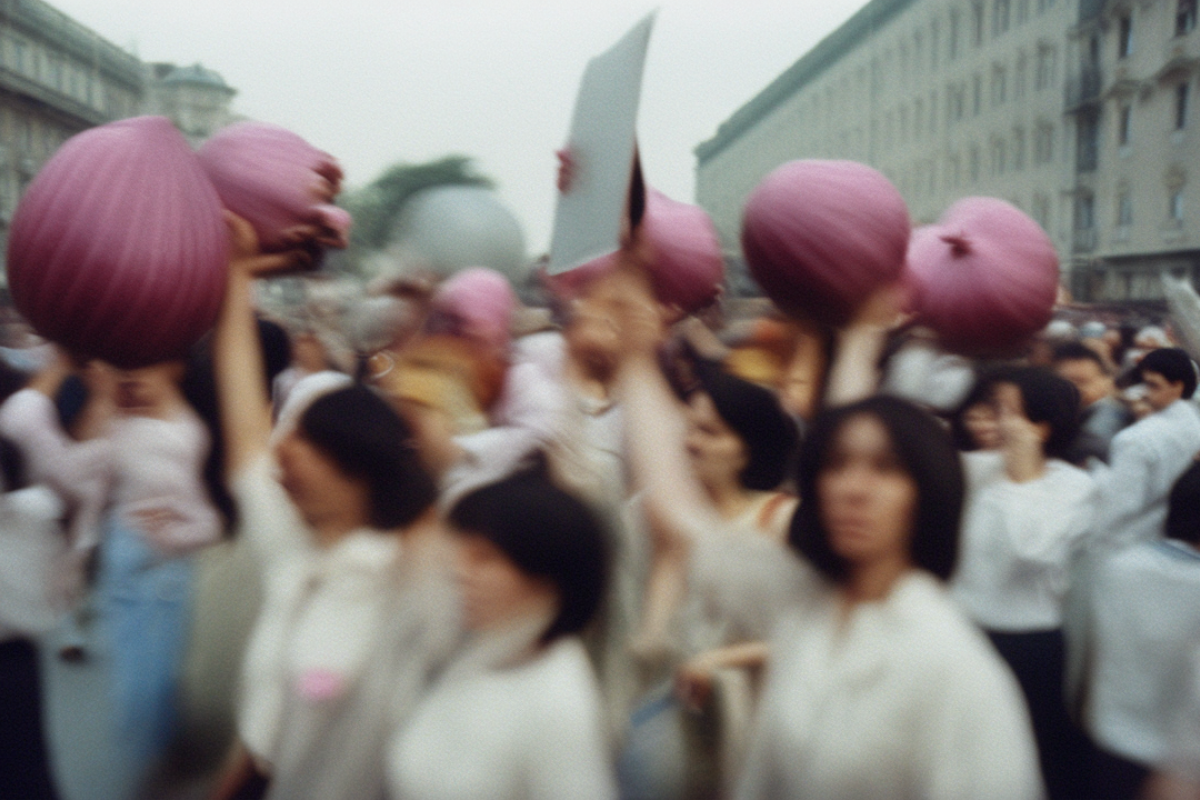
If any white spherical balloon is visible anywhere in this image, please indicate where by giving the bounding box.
[389,186,528,282]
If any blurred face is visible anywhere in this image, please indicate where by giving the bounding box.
[274,431,369,533]
[454,533,558,632]
[817,414,918,568]
[962,402,1001,450]
[564,299,620,384]
[1143,370,1185,412]
[1055,358,1112,408]
[115,362,185,413]
[685,392,750,490]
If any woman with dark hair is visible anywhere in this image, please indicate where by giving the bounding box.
[685,359,799,542]
[610,266,1040,799]
[948,367,1015,452]
[209,215,449,800]
[950,366,1096,798]
[385,468,616,800]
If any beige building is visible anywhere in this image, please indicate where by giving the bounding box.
[696,0,1200,302]
[1067,0,1200,301]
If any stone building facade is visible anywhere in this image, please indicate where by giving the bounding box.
[696,0,1200,301]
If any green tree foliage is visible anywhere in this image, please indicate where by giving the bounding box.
[343,155,494,251]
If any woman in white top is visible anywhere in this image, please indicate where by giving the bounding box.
[951,366,1097,799]
[386,466,617,800]
[209,215,446,800]
[610,266,1042,800]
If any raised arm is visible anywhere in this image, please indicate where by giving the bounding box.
[214,212,310,476]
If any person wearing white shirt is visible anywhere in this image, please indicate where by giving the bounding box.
[952,367,1097,799]
[209,215,447,800]
[1077,462,1200,800]
[1087,348,1200,551]
[386,468,617,800]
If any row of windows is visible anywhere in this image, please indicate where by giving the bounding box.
[1076,188,1186,230]
[0,34,139,119]
[1116,0,1197,61]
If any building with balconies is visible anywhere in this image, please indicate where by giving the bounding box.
[1065,0,1200,301]
[695,0,1200,304]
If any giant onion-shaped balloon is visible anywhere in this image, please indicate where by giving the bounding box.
[6,116,228,368]
[741,160,911,326]
[197,121,351,254]
[543,188,724,314]
[907,197,1059,356]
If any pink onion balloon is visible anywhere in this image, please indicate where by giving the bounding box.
[544,188,724,314]
[741,160,911,326]
[430,267,516,352]
[6,116,229,368]
[907,197,1059,356]
[197,121,351,253]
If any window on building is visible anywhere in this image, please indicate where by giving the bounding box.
[970,145,982,181]
[9,37,28,75]
[1036,46,1056,90]
[1017,0,1031,24]
[1117,191,1133,225]
[1076,194,1095,229]
[973,74,984,115]
[950,11,961,59]
[1033,194,1051,229]
[973,2,986,46]
[1016,52,1028,98]
[1034,123,1055,163]
[1177,0,1196,35]
[1171,188,1186,220]
[930,91,939,134]
[1014,127,1027,169]
[1177,82,1190,129]
[1118,104,1133,145]
[992,66,1008,105]
[931,22,941,69]
[1118,15,1133,58]
[994,0,1011,34]
[992,138,1008,175]
[1078,113,1099,171]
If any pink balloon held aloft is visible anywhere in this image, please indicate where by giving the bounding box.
[197,121,351,254]
[907,197,1059,356]
[741,160,911,327]
[543,188,724,315]
[639,189,725,314]
[430,267,517,353]
[6,116,229,368]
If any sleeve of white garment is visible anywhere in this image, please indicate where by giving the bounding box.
[970,461,1098,565]
[919,636,1045,800]
[1088,430,1155,551]
[230,452,311,562]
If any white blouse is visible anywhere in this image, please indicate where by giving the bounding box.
[233,454,404,768]
[387,625,617,800]
[737,571,1043,800]
[952,451,1097,631]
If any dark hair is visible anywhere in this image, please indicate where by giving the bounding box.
[691,359,799,491]
[1166,461,1200,545]
[1000,367,1082,461]
[1052,342,1108,372]
[948,366,1016,452]
[298,385,437,529]
[449,466,609,644]
[789,395,964,582]
[1138,348,1198,399]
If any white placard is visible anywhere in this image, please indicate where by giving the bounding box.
[547,11,656,275]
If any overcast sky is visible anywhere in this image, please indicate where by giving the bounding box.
[49,1,866,254]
